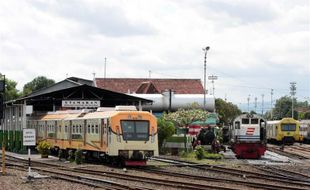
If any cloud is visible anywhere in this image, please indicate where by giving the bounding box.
[31,0,156,37]
[0,0,309,106]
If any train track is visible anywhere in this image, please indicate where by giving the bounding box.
[1,155,237,190]
[267,146,309,159]
[150,156,310,190]
[1,155,148,190]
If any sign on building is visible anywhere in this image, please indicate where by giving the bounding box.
[23,129,36,146]
[62,100,100,108]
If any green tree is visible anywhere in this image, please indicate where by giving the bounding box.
[163,107,208,151]
[304,112,310,119]
[157,118,175,151]
[23,76,55,96]
[215,98,242,125]
[272,96,297,120]
[3,78,20,101]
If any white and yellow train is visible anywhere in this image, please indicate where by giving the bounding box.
[266,118,301,144]
[27,106,158,166]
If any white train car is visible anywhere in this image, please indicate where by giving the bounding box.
[299,120,310,143]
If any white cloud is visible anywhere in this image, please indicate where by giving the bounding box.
[0,0,309,107]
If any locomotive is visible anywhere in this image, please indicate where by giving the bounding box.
[230,113,267,159]
[27,106,158,166]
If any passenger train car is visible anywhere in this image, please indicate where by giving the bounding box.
[27,106,158,166]
[299,120,310,143]
[230,114,266,159]
[266,118,300,144]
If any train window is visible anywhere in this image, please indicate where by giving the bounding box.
[88,125,90,133]
[281,124,296,131]
[65,126,68,133]
[95,125,99,134]
[92,125,94,134]
[251,119,258,124]
[121,120,149,141]
[59,125,61,132]
[79,125,82,133]
[242,119,249,124]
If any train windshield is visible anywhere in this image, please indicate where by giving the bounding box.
[121,120,149,141]
[281,124,296,131]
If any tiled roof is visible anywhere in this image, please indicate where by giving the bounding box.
[95,78,204,94]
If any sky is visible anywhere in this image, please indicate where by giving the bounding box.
[0,0,309,112]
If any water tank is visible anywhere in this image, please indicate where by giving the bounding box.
[130,92,215,112]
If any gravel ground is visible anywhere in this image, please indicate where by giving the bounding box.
[0,169,97,190]
[1,150,310,190]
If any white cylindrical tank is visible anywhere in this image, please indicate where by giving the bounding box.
[129,93,215,112]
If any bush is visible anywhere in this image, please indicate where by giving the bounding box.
[36,141,52,158]
[195,146,205,160]
[195,146,223,160]
[68,150,75,162]
[75,149,83,164]
[58,149,65,160]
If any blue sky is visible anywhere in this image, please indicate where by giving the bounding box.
[0,0,309,112]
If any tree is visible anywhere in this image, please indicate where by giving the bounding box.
[157,118,175,151]
[163,107,208,151]
[23,76,55,96]
[4,78,20,101]
[272,96,297,120]
[215,98,242,125]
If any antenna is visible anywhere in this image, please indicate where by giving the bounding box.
[208,75,218,96]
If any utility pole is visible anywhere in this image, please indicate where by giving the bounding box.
[254,97,257,113]
[270,89,274,119]
[247,95,251,112]
[148,70,151,78]
[261,94,264,115]
[290,82,296,118]
[208,75,218,96]
[203,46,210,110]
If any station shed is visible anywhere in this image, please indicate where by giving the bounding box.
[0,77,152,152]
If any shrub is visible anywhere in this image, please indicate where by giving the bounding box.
[195,146,205,160]
[68,149,75,162]
[58,149,65,160]
[36,141,52,158]
[75,149,83,165]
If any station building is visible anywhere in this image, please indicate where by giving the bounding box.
[0,76,214,152]
[0,77,152,151]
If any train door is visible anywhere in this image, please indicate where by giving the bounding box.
[83,119,87,146]
[259,119,266,141]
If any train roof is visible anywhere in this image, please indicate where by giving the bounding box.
[233,113,265,121]
[267,118,299,124]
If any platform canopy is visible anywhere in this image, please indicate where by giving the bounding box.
[10,77,152,112]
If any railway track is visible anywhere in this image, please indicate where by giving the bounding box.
[267,146,309,159]
[1,155,237,190]
[150,156,310,190]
